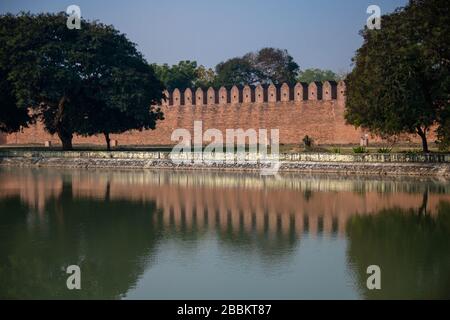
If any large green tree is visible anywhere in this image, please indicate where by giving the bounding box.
[214,57,259,87]
[152,61,198,91]
[250,47,299,85]
[0,15,30,133]
[0,71,30,133]
[345,0,449,153]
[153,47,300,90]
[215,47,299,87]
[1,13,164,150]
[152,61,215,90]
[71,27,164,150]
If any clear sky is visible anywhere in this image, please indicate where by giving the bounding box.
[0,0,408,72]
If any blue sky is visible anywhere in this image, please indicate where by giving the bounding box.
[0,0,408,72]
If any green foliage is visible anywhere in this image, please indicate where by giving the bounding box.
[215,57,258,87]
[331,147,341,154]
[0,14,31,133]
[251,47,299,85]
[302,135,313,149]
[345,0,450,153]
[436,108,450,151]
[353,146,367,154]
[215,47,299,86]
[377,147,392,154]
[1,12,164,150]
[296,68,340,83]
[195,65,216,88]
[152,61,215,90]
[153,47,301,89]
[152,61,198,90]
[0,75,30,133]
[403,149,422,155]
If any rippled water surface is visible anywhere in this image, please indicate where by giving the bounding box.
[0,167,449,299]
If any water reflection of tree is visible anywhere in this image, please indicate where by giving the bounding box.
[3,167,450,299]
[303,189,313,202]
[346,199,450,299]
[0,182,163,299]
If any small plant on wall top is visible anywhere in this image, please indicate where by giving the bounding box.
[353,146,367,154]
[377,147,392,153]
[403,149,422,155]
[302,135,313,151]
[331,147,341,154]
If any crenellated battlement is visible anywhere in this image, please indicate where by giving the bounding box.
[163,80,346,106]
[2,79,433,147]
[4,79,376,147]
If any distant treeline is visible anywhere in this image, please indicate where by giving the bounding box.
[151,47,346,90]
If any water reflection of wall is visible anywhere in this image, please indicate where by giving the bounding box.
[1,168,449,239]
[1,168,450,299]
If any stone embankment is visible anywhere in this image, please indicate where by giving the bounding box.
[0,150,449,177]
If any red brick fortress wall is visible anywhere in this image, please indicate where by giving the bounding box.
[1,81,423,147]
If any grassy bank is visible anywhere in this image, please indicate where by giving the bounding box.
[0,143,447,155]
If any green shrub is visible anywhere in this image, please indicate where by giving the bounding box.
[331,147,341,154]
[353,146,367,154]
[377,147,392,153]
[403,149,421,155]
[302,135,313,150]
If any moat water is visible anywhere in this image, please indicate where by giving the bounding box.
[0,167,449,299]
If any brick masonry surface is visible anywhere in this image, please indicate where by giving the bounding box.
[0,81,434,146]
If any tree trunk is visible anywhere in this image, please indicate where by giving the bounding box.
[104,132,111,151]
[417,127,429,153]
[55,96,73,151]
[104,181,111,201]
[418,189,428,216]
[58,130,73,151]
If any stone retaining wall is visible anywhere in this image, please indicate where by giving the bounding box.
[0,150,449,177]
[0,150,449,162]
